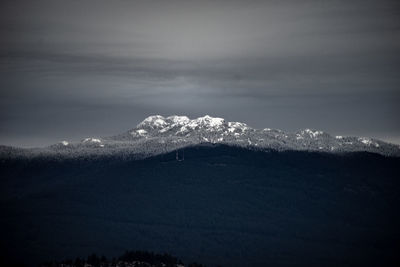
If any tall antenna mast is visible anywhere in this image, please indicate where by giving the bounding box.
[176,149,184,162]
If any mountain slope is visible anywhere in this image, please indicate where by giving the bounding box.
[1,145,399,266]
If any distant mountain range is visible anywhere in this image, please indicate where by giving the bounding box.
[1,115,400,158]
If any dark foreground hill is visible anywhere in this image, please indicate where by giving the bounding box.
[0,145,399,266]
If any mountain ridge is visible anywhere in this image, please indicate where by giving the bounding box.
[1,115,400,158]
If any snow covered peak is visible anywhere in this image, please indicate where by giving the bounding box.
[137,115,227,130]
[167,115,190,124]
[130,115,236,138]
[137,115,167,128]
[298,129,324,138]
[190,115,225,128]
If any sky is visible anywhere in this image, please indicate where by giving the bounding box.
[0,0,399,147]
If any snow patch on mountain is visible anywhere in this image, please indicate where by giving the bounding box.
[358,137,380,147]
[228,122,248,133]
[83,138,101,143]
[300,129,324,138]
[61,141,69,146]
[136,129,148,136]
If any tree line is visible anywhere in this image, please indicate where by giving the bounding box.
[40,249,209,267]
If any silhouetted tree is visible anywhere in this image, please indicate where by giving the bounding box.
[87,253,100,267]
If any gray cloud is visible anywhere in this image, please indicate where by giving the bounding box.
[0,0,399,147]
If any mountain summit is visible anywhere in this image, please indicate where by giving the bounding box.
[1,115,400,158]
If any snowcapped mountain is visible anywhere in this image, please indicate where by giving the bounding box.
[1,115,400,159]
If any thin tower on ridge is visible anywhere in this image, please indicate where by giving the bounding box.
[176,149,184,161]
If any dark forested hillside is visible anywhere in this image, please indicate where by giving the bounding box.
[1,145,399,266]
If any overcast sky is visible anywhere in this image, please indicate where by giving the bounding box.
[1,0,399,147]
